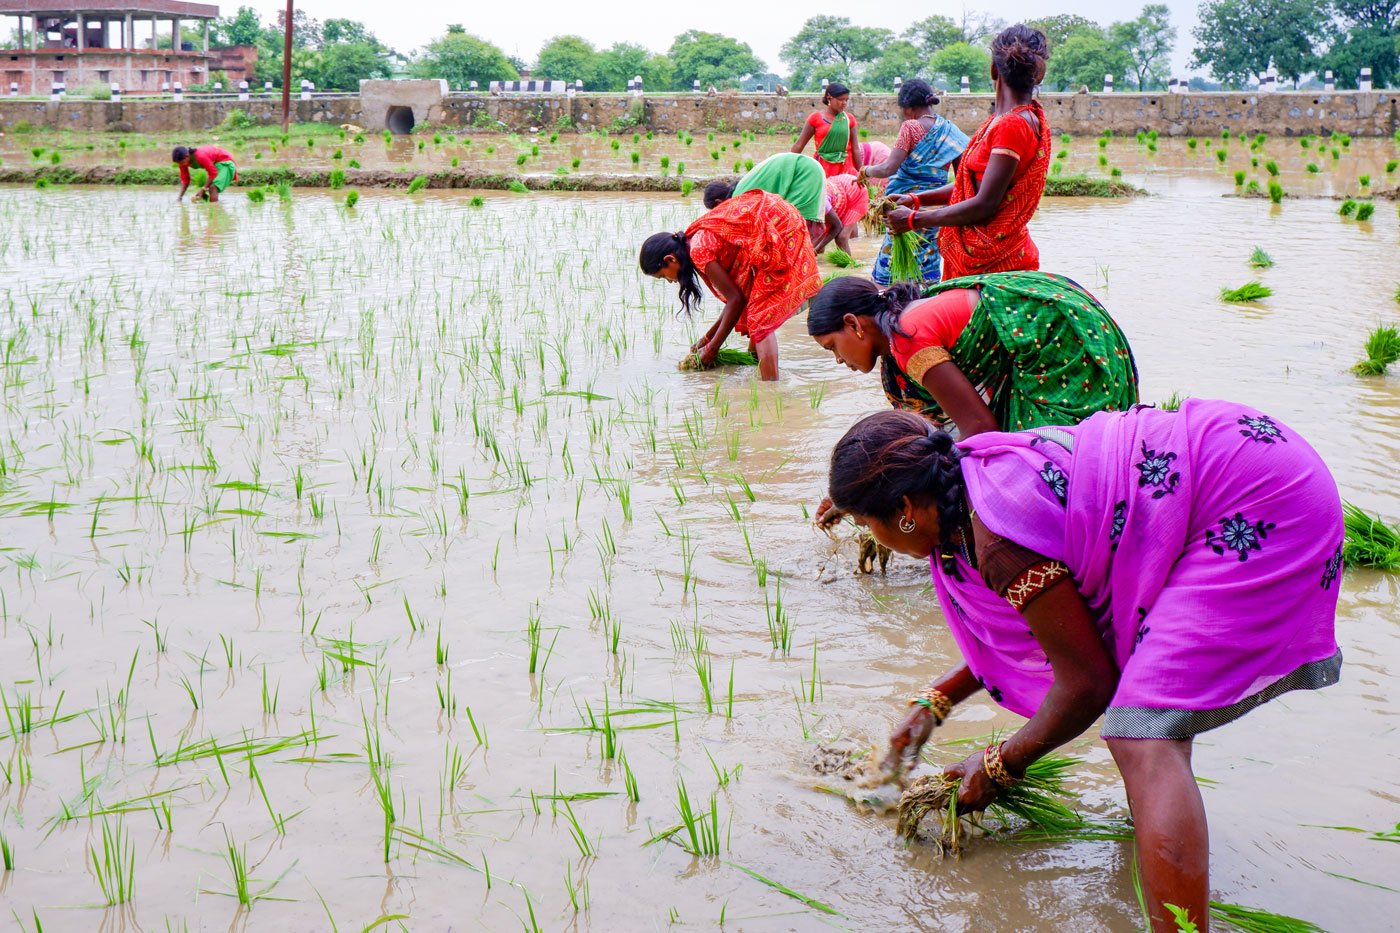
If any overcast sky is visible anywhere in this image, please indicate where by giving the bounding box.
[245,1,1204,76]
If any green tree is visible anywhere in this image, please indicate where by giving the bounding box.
[928,42,993,91]
[596,42,674,91]
[862,40,928,90]
[902,15,963,55]
[1323,0,1399,87]
[322,18,380,49]
[668,30,764,89]
[1111,4,1177,89]
[1191,0,1329,85]
[780,15,892,88]
[276,7,321,50]
[535,35,601,87]
[1025,14,1101,48]
[215,6,262,47]
[1044,30,1133,89]
[411,31,519,89]
[316,42,388,90]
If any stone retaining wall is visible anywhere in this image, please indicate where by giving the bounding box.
[1,90,1395,138]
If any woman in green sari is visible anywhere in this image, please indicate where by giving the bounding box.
[792,83,863,178]
[808,271,1138,525]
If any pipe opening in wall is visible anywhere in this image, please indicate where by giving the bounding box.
[386,106,415,135]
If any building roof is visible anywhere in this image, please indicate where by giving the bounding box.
[0,1,219,17]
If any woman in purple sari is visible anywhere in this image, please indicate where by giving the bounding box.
[827,400,1343,931]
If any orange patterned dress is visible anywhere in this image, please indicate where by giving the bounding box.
[686,190,822,344]
[939,101,1052,280]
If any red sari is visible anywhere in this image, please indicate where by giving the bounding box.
[686,190,822,345]
[939,102,1052,280]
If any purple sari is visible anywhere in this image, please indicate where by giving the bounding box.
[933,399,1343,740]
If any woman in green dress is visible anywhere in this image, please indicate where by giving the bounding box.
[809,270,1138,525]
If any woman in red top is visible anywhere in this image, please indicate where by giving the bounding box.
[172,144,238,203]
[791,83,864,178]
[886,26,1052,280]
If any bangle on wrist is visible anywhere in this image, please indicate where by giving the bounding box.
[907,686,953,724]
[982,742,1020,790]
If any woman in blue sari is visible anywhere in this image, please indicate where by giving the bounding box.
[862,80,969,285]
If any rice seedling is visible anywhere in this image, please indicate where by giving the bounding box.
[406,175,428,194]
[680,179,695,197]
[1339,199,1357,216]
[1306,163,1320,173]
[328,168,345,189]
[1351,326,1400,376]
[1220,282,1272,303]
[469,195,484,206]
[824,248,858,268]
[1386,160,1398,173]
[1268,181,1284,203]
[1233,170,1245,185]
[515,152,528,166]
[345,189,360,208]
[1215,149,1227,163]
[1359,174,1370,187]
[675,778,724,856]
[89,816,136,905]
[1355,202,1375,221]
[246,186,265,203]
[508,180,529,194]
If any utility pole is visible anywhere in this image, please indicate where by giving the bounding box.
[280,0,293,132]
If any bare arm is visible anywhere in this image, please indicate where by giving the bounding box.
[948,519,1120,809]
[697,261,747,365]
[916,356,999,437]
[791,122,816,154]
[915,152,1018,229]
[883,663,982,772]
[862,146,909,180]
[851,133,864,172]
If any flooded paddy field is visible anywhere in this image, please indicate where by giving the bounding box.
[0,154,1397,930]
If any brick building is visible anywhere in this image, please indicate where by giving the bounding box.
[2,0,219,95]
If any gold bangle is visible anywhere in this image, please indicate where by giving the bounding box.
[983,742,1019,790]
[907,687,953,723]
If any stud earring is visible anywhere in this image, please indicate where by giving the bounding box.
[898,516,916,533]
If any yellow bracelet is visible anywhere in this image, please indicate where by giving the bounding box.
[907,687,953,724]
[983,742,1020,790]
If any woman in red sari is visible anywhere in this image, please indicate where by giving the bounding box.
[640,190,821,381]
[791,83,864,179]
[886,26,1052,280]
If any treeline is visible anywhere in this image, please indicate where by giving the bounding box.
[205,2,1398,93]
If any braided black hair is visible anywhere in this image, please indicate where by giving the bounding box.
[827,409,970,577]
[703,180,734,210]
[807,277,926,341]
[639,231,702,314]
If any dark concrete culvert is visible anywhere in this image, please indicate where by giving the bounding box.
[385,106,415,135]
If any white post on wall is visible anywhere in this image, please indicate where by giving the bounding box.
[173,81,183,100]
[893,76,903,93]
[50,83,61,101]
[239,80,249,101]
[960,75,970,93]
[9,82,18,97]
[468,80,478,90]
[1103,73,1114,93]
[300,79,310,100]
[264,80,273,95]
[161,80,170,94]
[111,82,121,100]
[1324,70,1335,92]
[693,79,701,93]
[1359,67,1373,92]
[631,74,643,97]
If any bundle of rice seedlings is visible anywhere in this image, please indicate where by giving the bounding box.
[1209,901,1326,933]
[1341,502,1400,569]
[406,175,428,194]
[1268,181,1284,203]
[1351,325,1400,376]
[1158,391,1189,411]
[344,189,359,209]
[276,181,292,202]
[896,754,1089,856]
[1220,282,1272,303]
[1355,202,1375,221]
[507,179,529,194]
[245,187,265,203]
[825,248,858,268]
[677,348,759,371]
[1339,199,1358,217]
[468,195,485,207]
[1248,247,1274,268]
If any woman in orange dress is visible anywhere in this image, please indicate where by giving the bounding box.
[640,190,821,381]
[791,83,864,178]
[886,26,1053,280]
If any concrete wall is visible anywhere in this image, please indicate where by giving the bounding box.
[1,90,1395,138]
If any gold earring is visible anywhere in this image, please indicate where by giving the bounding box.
[898,516,916,533]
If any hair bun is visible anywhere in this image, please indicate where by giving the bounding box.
[929,430,956,456]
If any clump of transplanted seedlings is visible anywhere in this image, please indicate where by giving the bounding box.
[507,180,529,194]
[1220,281,1272,302]
[1351,325,1400,375]
[1355,202,1375,221]
[1248,247,1273,268]
[345,189,359,208]
[1339,199,1358,217]
[1341,502,1400,568]
[407,175,428,194]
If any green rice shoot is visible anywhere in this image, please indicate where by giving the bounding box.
[1248,247,1274,269]
[1341,502,1400,569]
[825,248,858,268]
[1351,325,1400,375]
[1220,282,1272,303]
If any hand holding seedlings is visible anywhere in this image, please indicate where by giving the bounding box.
[942,748,1006,812]
[885,205,916,235]
[813,496,844,528]
[880,705,939,776]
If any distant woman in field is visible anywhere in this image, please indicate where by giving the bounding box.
[858,79,969,284]
[172,144,237,203]
[885,26,1053,280]
[826,400,1342,931]
[704,152,845,250]
[640,189,821,380]
[808,270,1138,526]
[792,83,863,178]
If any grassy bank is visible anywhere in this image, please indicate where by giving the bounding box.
[0,166,1144,197]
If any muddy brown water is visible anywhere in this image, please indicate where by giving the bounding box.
[0,145,1397,931]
